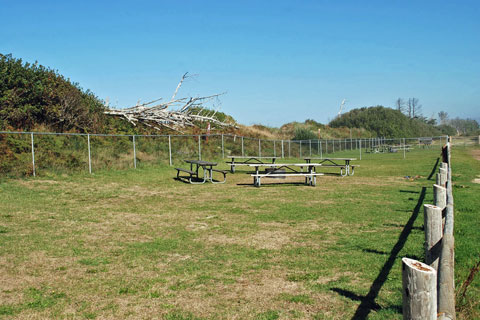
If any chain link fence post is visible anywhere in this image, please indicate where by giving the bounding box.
[87,134,92,174]
[31,133,36,177]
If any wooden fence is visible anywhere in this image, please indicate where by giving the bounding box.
[402,137,455,319]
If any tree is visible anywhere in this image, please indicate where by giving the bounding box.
[395,98,405,113]
[438,111,449,125]
[409,98,422,118]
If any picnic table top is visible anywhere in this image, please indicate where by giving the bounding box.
[304,157,357,161]
[247,163,324,167]
[184,159,217,166]
[227,156,279,159]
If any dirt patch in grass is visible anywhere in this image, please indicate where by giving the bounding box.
[171,268,346,319]
[471,149,480,161]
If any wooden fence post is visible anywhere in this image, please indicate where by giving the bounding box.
[437,233,455,320]
[433,184,447,210]
[424,204,443,271]
[402,258,437,320]
[439,168,447,186]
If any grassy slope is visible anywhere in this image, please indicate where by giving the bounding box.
[0,147,478,319]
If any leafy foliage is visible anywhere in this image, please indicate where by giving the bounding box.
[329,106,445,138]
[292,127,317,141]
[0,53,109,132]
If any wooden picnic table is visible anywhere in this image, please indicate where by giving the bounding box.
[248,163,324,187]
[303,157,357,176]
[226,156,278,173]
[175,160,227,184]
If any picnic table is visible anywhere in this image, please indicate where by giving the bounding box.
[226,156,278,173]
[389,145,413,153]
[248,163,324,187]
[418,138,433,148]
[304,157,357,176]
[175,160,228,184]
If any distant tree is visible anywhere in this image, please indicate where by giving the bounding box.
[409,98,422,118]
[406,99,412,118]
[448,117,480,135]
[438,111,449,125]
[395,98,405,113]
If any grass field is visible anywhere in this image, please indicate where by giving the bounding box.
[0,147,479,319]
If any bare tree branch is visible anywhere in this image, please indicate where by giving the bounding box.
[104,74,235,131]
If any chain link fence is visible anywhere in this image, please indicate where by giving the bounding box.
[1,131,473,177]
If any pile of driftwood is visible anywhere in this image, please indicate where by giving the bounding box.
[104,73,234,132]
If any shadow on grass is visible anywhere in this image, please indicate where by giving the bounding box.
[427,157,440,180]
[331,186,426,319]
[361,248,422,261]
[383,223,423,231]
[236,182,311,188]
[399,190,420,194]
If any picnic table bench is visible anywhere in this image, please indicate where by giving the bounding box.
[226,156,278,173]
[175,160,228,184]
[389,145,413,153]
[248,163,324,187]
[304,157,358,177]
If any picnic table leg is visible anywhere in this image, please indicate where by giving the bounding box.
[254,167,260,187]
[189,164,208,184]
[230,158,235,173]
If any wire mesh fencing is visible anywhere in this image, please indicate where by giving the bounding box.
[0,131,467,177]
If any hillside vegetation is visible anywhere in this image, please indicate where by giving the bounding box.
[329,106,457,138]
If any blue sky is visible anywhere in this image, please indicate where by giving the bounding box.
[1,1,479,126]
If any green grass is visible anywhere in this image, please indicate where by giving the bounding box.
[0,146,478,319]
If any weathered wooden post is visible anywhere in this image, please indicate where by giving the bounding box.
[424,204,443,271]
[168,135,172,166]
[402,258,437,320]
[31,133,36,177]
[439,168,447,187]
[437,233,455,320]
[433,184,447,210]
